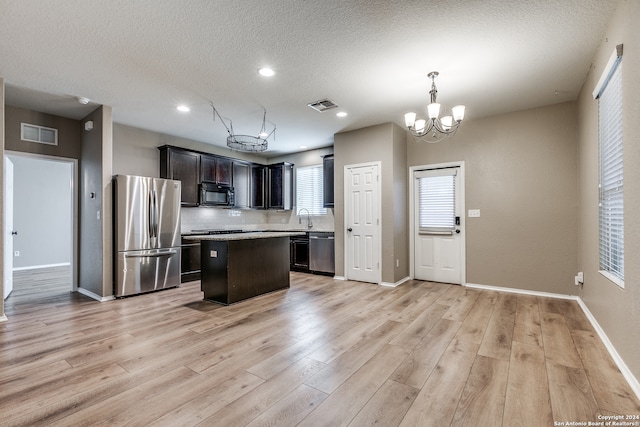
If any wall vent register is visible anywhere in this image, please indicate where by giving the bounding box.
[21,122,58,146]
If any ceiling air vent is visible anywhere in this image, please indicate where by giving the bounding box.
[307,98,339,113]
[21,123,58,146]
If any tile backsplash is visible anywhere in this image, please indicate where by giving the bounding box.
[181,207,334,233]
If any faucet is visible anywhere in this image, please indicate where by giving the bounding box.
[298,208,313,229]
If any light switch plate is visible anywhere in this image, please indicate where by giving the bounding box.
[468,209,481,217]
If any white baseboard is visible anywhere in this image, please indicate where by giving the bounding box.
[380,276,411,288]
[13,262,71,272]
[465,282,578,300]
[333,276,346,281]
[0,314,7,323]
[465,281,640,401]
[77,287,115,302]
[575,298,640,401]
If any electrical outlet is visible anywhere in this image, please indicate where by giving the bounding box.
[468,209,481,218]
[14,250,20,257]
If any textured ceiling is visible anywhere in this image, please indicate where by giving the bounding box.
[0,0,619,157]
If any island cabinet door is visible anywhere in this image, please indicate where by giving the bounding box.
[200,241,230,304]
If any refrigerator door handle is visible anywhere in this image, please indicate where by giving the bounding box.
[125,249,178,258]
[152,189,159,239]
[148,190,154,239]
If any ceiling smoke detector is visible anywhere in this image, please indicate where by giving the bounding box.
[307,98,338,113]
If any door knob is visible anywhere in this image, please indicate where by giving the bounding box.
[347,228,352,232]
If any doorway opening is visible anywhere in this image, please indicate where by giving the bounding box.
[3,152,77,311]
[410,161,466,285]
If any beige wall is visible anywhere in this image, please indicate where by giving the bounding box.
[79,106,113,298]
[334,122,409,284]
[408,102,579,295]
[577,0,640,382]
[113,123,266,177]
[268,146,333,168]
[391,124,409,283]
[4,105,82,159]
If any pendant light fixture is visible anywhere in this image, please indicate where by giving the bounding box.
[404,71,466,143]
[210,102,275,152]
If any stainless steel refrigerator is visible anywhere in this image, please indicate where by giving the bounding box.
[113,175,181,297]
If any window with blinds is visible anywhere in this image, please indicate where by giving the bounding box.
[596,46,624,286]
[296,164,327,216]
[417,170,456,234]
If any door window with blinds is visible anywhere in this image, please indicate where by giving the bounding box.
[594,44,624,287]
[296,164,327,215]
[416,168,457,234]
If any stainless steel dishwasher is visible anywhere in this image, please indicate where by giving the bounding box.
[309,232,335,275]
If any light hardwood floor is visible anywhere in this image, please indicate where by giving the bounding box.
[1,272,639,426]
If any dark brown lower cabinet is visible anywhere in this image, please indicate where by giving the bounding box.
[180,237,201,283]
[290,234,309,272]
[200,237,290,305]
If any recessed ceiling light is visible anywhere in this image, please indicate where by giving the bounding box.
[258,67,275,77]
[300,145,308,149]
[336,111,347,117]
[176,105,190,112]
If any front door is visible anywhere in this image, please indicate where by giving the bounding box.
[414,166,464,284]
[345,163,381,283]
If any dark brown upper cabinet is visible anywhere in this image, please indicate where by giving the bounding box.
[232,161,251,209]
[250,164,266,209]
[322,154,334,208]
[159,145,294,210]
[201,154,232,186]
[159,146,200,206]
[267,162,293,210]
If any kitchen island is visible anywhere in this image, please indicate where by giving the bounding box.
[183,232,306,305]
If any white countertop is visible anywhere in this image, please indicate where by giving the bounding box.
[183,231,307,241]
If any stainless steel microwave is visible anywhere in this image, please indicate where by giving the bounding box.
[199,182,235,207]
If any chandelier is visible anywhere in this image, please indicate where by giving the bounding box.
[211,102,276,152]
[404,71,466,143]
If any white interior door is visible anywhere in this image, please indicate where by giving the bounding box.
[414,166,463,284]
[4,157,14,300]
[345,163,381,283]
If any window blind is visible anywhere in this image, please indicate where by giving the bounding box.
[296,164,326,216]
[598,57,624,284]
[417,170,456,234]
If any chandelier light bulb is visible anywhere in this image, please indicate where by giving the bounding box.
[441,115,453,131]
[427,103,441,119]
[452,105,466,122]
[415,119,426,134]
[404,112,416,128]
